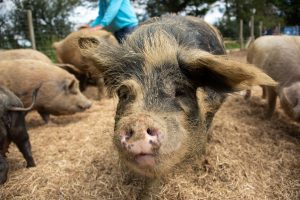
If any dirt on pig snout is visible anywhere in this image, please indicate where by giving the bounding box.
[0,52,299,200]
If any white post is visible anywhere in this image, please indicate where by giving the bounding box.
[250,15,254,41]
[259,21,263,36]
[239,19,244,49]
[27,10,36,49]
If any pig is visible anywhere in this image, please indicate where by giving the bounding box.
[78,15,276,199]
[53,29,119,99]
[0,49,88,91]
[0,49,52,64]
[0,86,37,184]
[247,36,300,120]
[0,59,92,123]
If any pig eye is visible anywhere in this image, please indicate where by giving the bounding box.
[64,80,78,94]
[175,88,186,98]
[68,80,75,90]
[117,85,130,101]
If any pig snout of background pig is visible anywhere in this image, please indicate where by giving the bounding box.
[279,82,300,121]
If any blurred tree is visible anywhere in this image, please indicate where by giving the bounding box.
[146,0,217,17]
[0,0,82,54]
[216,0,288,39]
[269,0,300,26]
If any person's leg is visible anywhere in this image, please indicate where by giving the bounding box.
[114,25,137,43]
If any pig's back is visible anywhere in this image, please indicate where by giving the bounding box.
[0,59,73,95]
[0,49,52,64]
[127,15,226,55]
[248,36,300,85]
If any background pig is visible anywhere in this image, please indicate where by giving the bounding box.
[247,36,300,120]
[53,29,119,99]
[79,15,275,199]
[0,49,87,90]
[0,49,52,63]
[0,86,37,184]
[0,60,92,123]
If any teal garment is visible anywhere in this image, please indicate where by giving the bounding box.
[89,0,138,32]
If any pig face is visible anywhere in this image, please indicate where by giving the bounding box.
[280,82,300,121]
[79,24,276,177]
[37,78,92,115]
[113,70,200,176]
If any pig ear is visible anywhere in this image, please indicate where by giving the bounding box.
[78,37,100,49]
[78,37,138,74]
[56,63,86,77]
[178,49,277,92]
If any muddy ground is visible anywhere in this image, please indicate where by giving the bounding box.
[0,51,299,199]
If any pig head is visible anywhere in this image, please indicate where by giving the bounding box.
[79,16,276,178]
[0,60,92,123]
[53,29,119,98]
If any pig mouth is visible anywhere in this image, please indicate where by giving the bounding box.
[134,153,157,168]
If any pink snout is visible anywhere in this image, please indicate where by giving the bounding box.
[119,127,162,167]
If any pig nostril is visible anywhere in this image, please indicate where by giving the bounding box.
[147,128,155,136]
[125,129,134,140]
[78,104,86,110]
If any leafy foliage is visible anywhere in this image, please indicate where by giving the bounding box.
[145,0,217,17]
[0,0,299,52]
[0,0,82,59]
[216,0,296,38]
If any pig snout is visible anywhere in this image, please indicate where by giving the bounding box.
[117,116,163,168]
[77,100,92,111]
[281,83,300,121]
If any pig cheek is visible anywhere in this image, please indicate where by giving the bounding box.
[280,96,299,121]
[159,117,189,164]
[292,105,300,121]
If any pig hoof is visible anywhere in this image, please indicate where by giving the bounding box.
[0,163,8,184]
[244,90,251,100]
[264,112,273,119]
[38,111,50,123]
[26,161,36,168]
[0,176,7,185]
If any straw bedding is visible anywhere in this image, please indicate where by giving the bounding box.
[0,51,299,199]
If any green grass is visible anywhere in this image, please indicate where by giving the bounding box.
[224,40,241,50]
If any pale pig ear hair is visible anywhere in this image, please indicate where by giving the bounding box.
[78,37,123,73]
[78,37,100,49]
[178,49,277,91]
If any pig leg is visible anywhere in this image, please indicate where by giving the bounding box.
[97,77,105,100]
[0,133,9,184]
[244,89,251,99]
[38,111,50,123]
[261,86,266,99]
[120,163,161,200]
[0,154,8,184]
[138,178,162,200]
[11,135,35,168]
[265,86,277,118]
